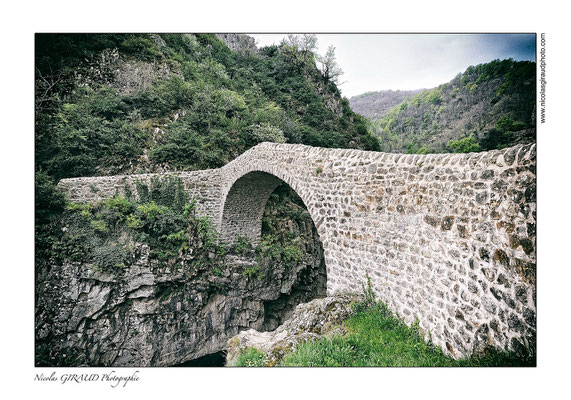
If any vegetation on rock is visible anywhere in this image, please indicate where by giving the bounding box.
[35,176,328,366]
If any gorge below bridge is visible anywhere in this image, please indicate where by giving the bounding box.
[57,142,537,362]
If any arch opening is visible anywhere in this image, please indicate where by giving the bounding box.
[221,171,327,330]
[221,171,283,245]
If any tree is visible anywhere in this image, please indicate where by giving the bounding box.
[249,123,286,144]
[317,45,344,84]
[448,136,480,153]
[280,34,318,73]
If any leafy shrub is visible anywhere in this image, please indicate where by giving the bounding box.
[242,264,262,280]
[233,235,254,256]
[90,219,109,233]
[166,230,190,251]
[261,217,273,232]
[183,200,196,217]
[256,235,304,270]
[480,129,509,151]
[252,102,284,126]
[282,244,302,265]
[54,233,93,263]
[119,35,161,60]
[136,202,168,222]
[41,86,149,180]
[35,171,66,226]
[105,195,134,219]
[496,116,526,132]
[136,177,189,213]
[448,136,480,153]
[197,216,220,249]
[92,244,127,270]
[149,128,206,170]
[126,214,144,229]
[133,76,194,118]
[249,123,286,144]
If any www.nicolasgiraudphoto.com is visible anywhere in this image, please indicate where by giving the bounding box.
[540,33,546,123]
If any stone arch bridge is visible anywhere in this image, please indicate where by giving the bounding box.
[58,142,536,358]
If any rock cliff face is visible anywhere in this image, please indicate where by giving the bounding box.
[36,240,325,367]
[215,33,258,54]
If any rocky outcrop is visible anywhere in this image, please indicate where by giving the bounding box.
[111,59,181,96]
[215,34,258,54]
[35,230,326,367]
[226,293,362,366]
[71,39,182,96]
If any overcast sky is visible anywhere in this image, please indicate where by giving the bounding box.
[249,34,536,98]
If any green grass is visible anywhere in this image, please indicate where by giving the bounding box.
[233,301,535,367]
[230,347,267,367]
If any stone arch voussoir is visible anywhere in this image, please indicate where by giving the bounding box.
[218,162,321,249]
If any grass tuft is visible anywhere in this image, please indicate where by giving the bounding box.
[230,347,266,367]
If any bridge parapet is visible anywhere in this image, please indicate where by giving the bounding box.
[57,169,224,227]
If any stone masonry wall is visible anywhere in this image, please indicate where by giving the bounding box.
[58,142,536,359]
[57,169,224,223]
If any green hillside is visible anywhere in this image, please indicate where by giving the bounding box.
[35,33,379,182]
[349,89,424,120]
[369,59,536,154]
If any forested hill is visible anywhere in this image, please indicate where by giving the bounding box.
[35,33,379,181]
[359,59,536,154]
[349,89,424,120]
